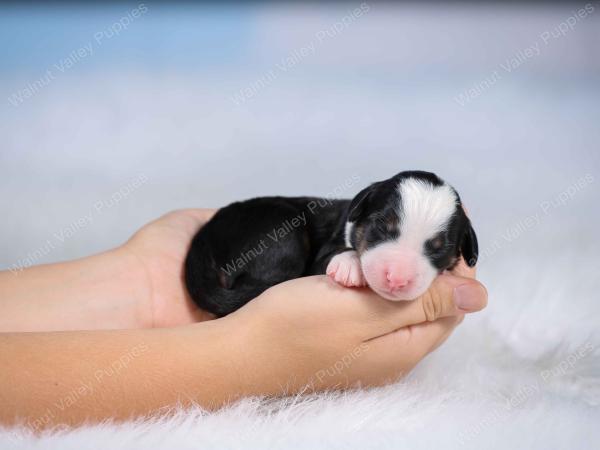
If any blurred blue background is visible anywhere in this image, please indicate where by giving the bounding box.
[0,1,598,287]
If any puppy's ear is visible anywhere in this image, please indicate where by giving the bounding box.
[348,182,380,222]
[461,216,479,267]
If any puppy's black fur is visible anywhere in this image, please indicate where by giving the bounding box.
[185,171,478,317]
[185,197,350,316]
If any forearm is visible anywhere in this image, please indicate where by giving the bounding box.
[0,249,149,332]
[0,320,245,429]
[0,271,486,430]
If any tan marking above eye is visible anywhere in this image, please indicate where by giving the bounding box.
[431,237,444,250]
[386,217,398,232]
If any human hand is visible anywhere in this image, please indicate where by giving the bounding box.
[120,209,217,328]
[226,259,486,394]
[0,218,486,424]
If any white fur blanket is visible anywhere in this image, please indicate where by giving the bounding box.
[3,240,599,450]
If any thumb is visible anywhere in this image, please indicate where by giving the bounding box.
[371,274,487,336]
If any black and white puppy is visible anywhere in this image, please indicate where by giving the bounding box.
[185,171,478,317]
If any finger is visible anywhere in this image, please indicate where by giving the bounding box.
[153,209,216,232]
[398,275,487,324]
[179,208,217,224]
[304,274,486,337]
[404,316,461,358]
[366,274,487,337]
[450,257,476,279]
[368,315,458,352]
[424,314,464,353]
[362,316,461,377]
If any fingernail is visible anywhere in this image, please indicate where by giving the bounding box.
[453,283,486,312]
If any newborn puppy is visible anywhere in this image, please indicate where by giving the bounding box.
[185,171,478,317]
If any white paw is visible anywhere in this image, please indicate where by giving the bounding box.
[326,250,366,287]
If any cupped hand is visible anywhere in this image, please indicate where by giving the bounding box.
[119,209,216,328]
[118,207,486,393]
[226,259,487,394]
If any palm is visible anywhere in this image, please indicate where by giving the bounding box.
[123,209,217,327]
[122,208,474,329]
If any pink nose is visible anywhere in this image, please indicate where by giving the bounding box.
[386,271,412,290]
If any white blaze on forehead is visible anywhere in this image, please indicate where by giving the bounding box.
[397,178,457,243]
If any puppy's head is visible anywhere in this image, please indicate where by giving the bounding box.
[346,170,478,301]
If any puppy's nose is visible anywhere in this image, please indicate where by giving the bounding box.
[386,271,412,290]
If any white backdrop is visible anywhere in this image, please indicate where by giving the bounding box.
[1,3,598,271]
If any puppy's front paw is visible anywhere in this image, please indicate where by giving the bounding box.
[326,250,366,287]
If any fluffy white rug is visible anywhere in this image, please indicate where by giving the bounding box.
[3,241,599,450]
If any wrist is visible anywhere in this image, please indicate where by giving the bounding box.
[211,303,314,400]
[166,317,260,407]
[109,244,155,328]
[102,246,155,328]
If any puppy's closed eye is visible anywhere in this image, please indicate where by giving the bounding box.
[429,236,445,251]
[371,213,399,235]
